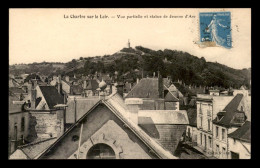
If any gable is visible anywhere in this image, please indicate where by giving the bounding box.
[68,120,152,159]
[40,104,158,159]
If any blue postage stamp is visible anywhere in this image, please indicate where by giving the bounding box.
[199,12,231,48]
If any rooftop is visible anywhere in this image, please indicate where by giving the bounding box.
[138,110,189,125]
[213,94,245,128]
[17,138,57,159]
[39,86,64,109]
[125,78,160,99]
[228,121,251,143]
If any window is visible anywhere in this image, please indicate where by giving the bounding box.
[208,119,211,131]
[21,117,25,132]
[200,133,202,145]
[87,143,116,159]
[222,129,225,140]
[216,126,219,138]
[222,147,226,158]
[216,144,219,155]
[208,136,212,148]
[200,117,203,128]
[231,151,239,159]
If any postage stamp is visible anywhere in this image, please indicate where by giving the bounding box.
[199,12,231,48]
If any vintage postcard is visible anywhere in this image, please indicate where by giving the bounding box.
[9,8,251,159]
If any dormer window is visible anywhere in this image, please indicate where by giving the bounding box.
[233,112,245,123]
[217,112,225,121]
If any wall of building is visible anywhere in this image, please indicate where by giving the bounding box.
[165,102,179,110]
[186,126,198,145]
[40,105,158,159]
[197,101,213,132]
[212,124,228,159]
[197,130,213,155]
[30,109,64,139]
[228,137,251,159]
[68,120,152,159]
[9,111,30,155]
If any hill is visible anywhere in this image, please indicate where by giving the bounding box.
[9,46,251,89]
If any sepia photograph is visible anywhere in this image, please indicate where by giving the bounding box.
[8,8,251,159]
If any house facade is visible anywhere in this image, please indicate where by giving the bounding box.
[212,94,249,159]
[228,121,251,159]
[196,94,233,156]
[9,93,30,156]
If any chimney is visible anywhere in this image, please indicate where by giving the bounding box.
[136,78,139,84]
[125,98,143,124]
[83,80,87,89]
[57,75,62,94]
[30,80,37,109]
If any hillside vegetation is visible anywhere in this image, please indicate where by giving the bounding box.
[9,46,251,89]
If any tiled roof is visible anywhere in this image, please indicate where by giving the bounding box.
[125,78,160,99]
[213,94,244,127]
[18,138,57,159]
[39,86,64,109]
[85,79,99,91]
[138,110,189,125]
[228,121,251,143]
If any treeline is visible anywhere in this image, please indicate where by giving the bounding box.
[74,46,250,89]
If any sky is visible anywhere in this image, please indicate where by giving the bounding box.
[9,8,251,69]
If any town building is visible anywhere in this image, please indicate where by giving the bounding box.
[9,91,30,156]
[24,79,65,110]
[228,121,251,159]
[212,94,249,159]
[185,108,198,146]
[37,93,177,159]
[195,93,234,157]
[125,77,179,110]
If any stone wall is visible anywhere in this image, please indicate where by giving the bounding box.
[30,109,64,139]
